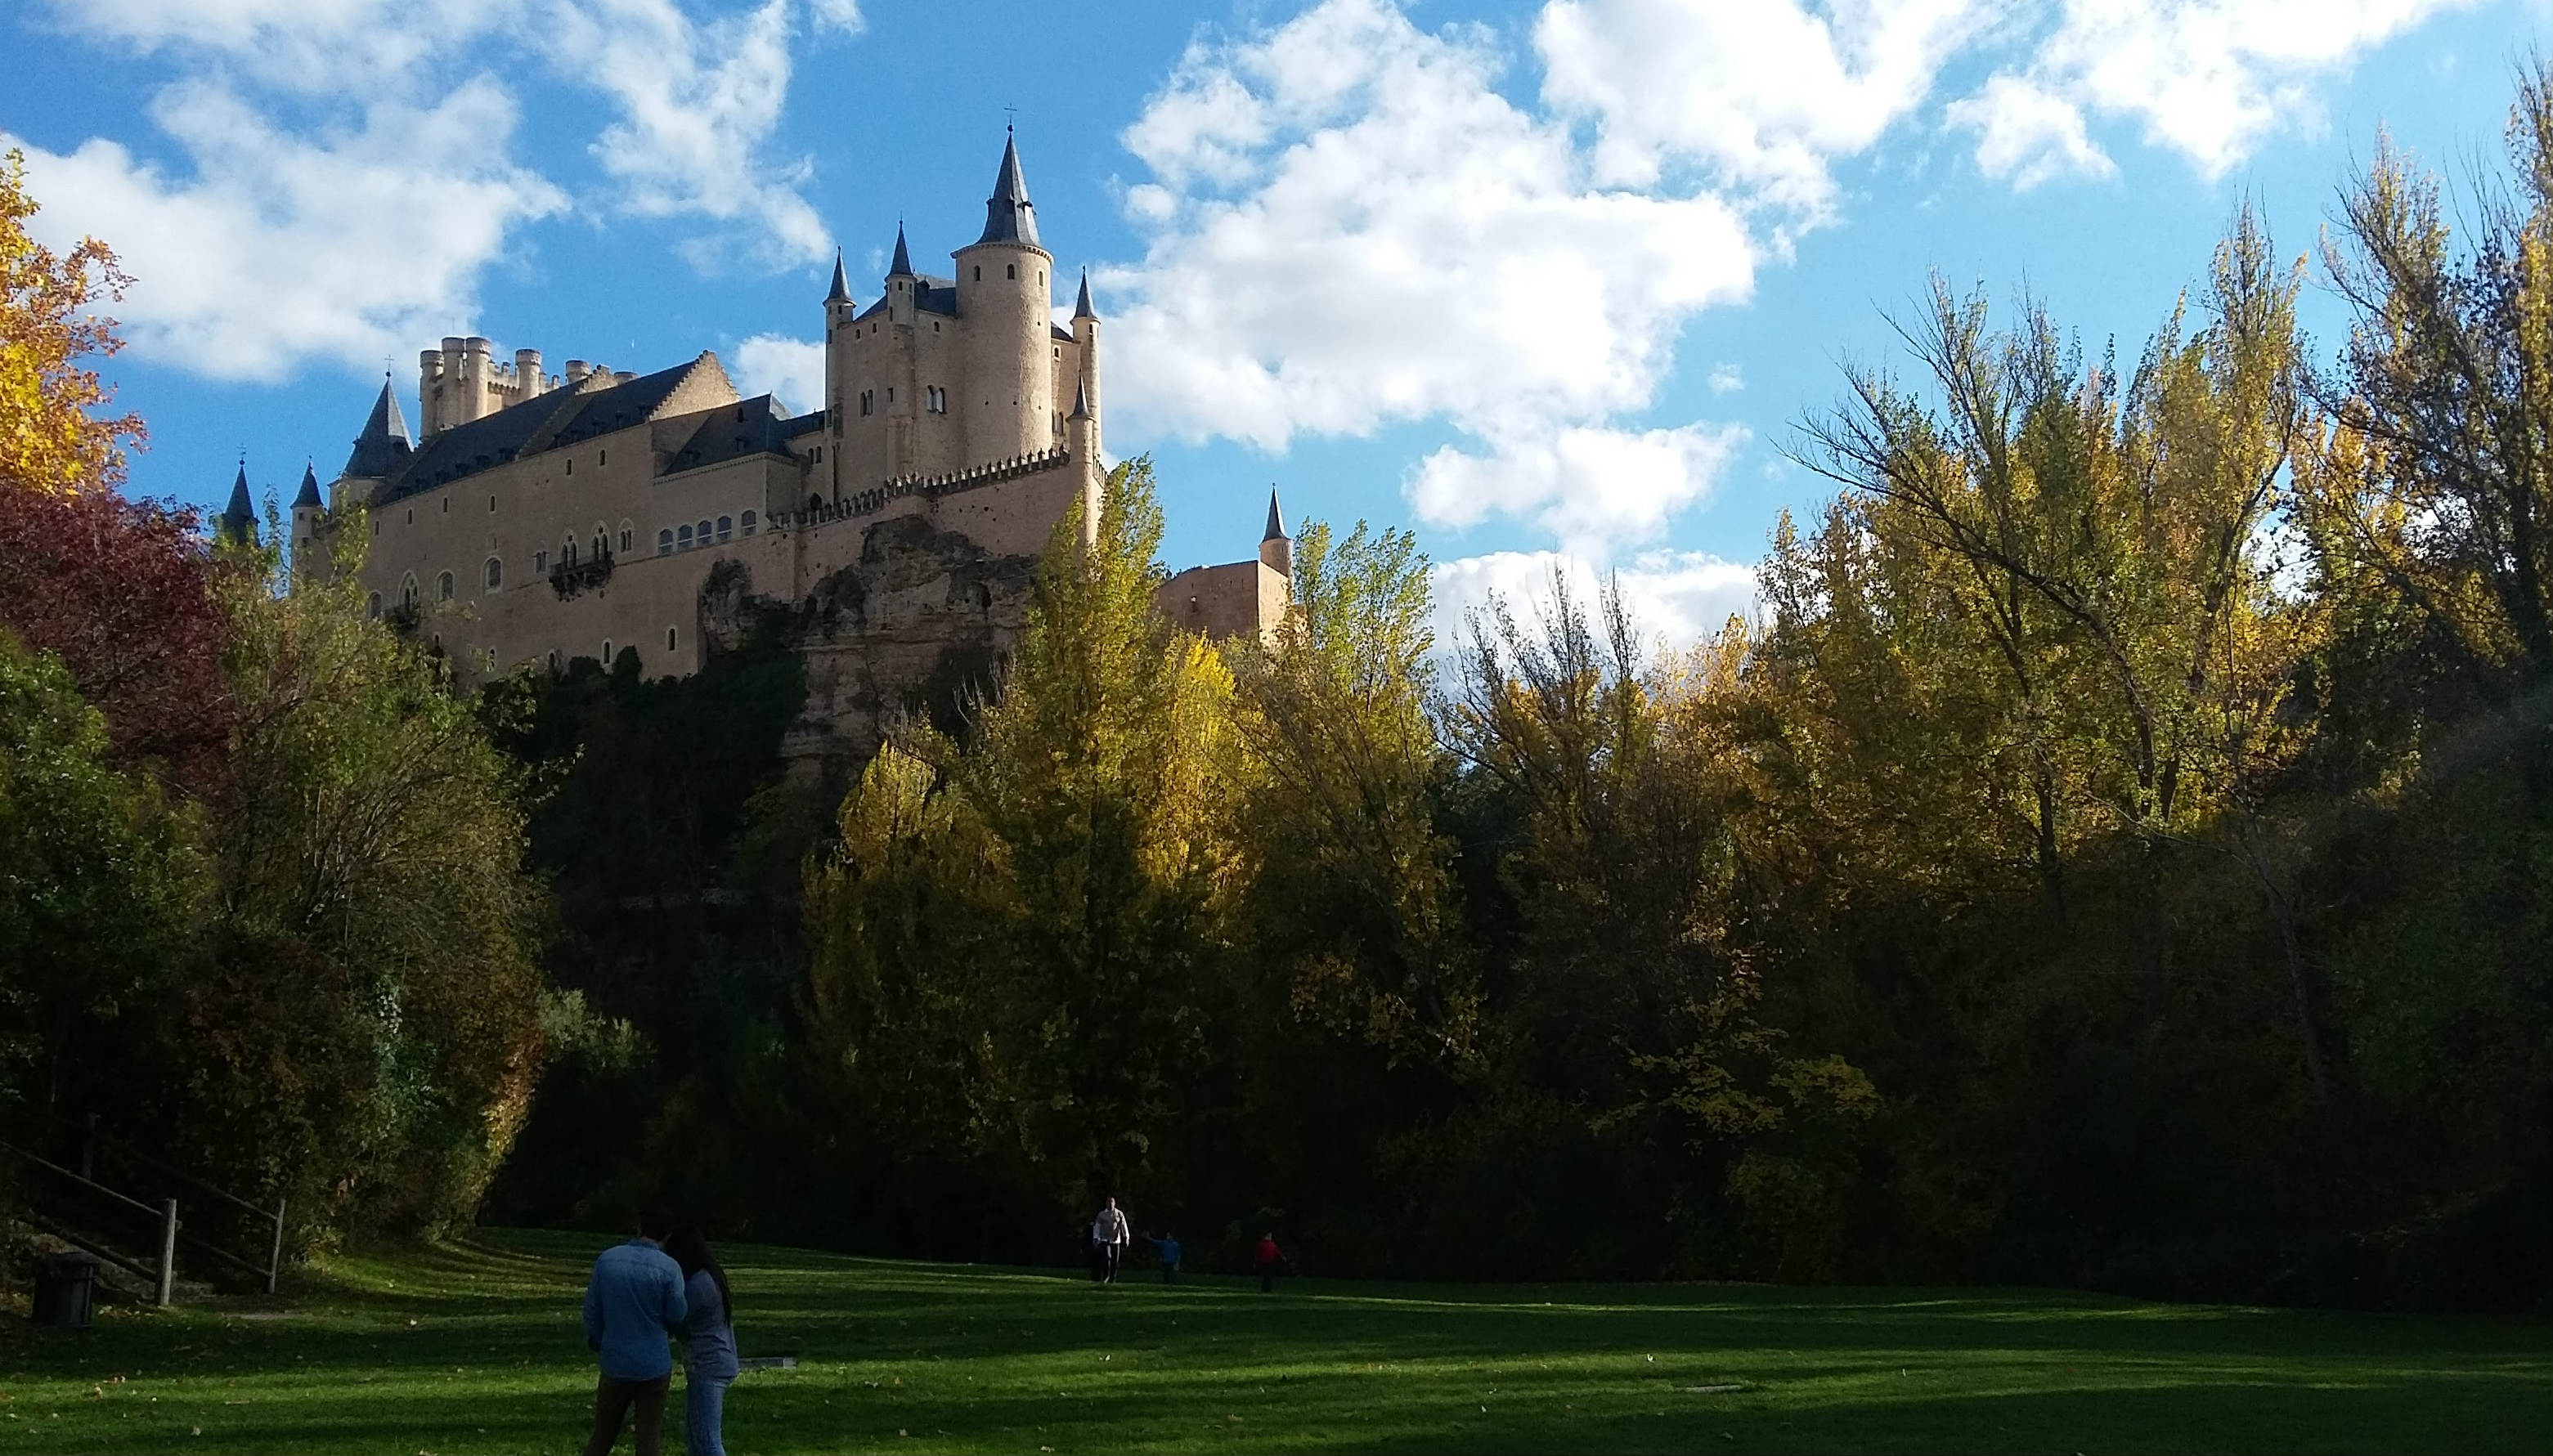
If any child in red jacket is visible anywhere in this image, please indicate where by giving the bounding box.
[1254,1233,1284,1292]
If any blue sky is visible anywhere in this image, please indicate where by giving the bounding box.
[6,0,2545,646]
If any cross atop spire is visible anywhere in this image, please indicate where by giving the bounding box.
[1263,489,1287,543]
[975,132,1040,248]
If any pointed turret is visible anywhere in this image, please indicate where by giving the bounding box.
[1069,379,1091,420]
[218,464,256,545]
[1259,488,1293,577]
[887,224,913,279]
[976,132,1040,247]
[1073,270,1097,320]
[827,249,851,303]
[293,461,323,509]
[345,379,415,479]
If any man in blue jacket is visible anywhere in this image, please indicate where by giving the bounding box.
[581,1208,688,1456]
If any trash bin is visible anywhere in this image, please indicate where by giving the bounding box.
[34,1251,98,1328]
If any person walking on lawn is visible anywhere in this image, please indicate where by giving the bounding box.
[1255,1232,1285,1293]
[580,1208,689,1456]
[1091,1198,1133,1284]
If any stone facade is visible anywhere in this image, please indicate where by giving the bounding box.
[284,137,1287,765]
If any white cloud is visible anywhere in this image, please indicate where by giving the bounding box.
[1103,0,1755,552]
[37,0,515,93]
[1410,422,1746,558]
[8,78,566,380]
[731,333,826,415]
[1432,547,1757,662]
[807,0,862,35]
[1536,0,1991,219]
[1950,72,2116,188]
[1708,362,1744,393]
[1972,0,2477,181]
[546,0,831,267]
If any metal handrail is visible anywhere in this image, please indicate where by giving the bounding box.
[0,1140,159,1220]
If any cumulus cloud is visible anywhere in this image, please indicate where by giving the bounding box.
[1102,0,1755,553]
[730,332,826,415]
[1431,547,1758,661]
[1962,0,2476,182]
[8,79,565,380]
[1537,0,1990,219]
[27,0,842,382]
[1410,422,1745,558]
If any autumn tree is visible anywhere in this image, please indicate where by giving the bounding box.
[0,149,142,493]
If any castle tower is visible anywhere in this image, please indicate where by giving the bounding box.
[290,461,325,584]
[1072,271,1102,463]
[951,132,1054,467]
[339,378,414,514]
[1067,379,1101,549]
[217,464,256,547]
[1260,490,1293,576]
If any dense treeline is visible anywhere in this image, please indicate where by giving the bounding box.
[0,150,549,1253]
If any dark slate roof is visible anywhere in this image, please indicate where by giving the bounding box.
[379,356,721,504]
[782,410,826,439]
[294,462,323,509]
[1051,323,1075,343]
[974,133,1039,248]
[1074,270,1096,320]
[218,464,255,543]
[666,394,796,476]
[1263,489,1287,543]
[827,250,850,303]
[344,379,414,479]
[888,225,913,277]
[1068,379,1090,419]
[850,273,960,324]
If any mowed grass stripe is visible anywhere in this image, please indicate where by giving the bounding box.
[0,1227,2546,1454]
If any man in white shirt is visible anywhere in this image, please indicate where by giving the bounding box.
[1089,1198,1132,1284]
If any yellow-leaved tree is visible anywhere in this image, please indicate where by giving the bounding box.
[0,149,142,493]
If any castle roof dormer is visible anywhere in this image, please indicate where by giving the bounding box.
[972,133,1040,249]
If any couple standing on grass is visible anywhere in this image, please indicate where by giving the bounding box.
[581,1210,738,1456]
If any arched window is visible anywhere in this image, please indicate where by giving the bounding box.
[741,510,757,535]
[367,591,382,620]
[591,532,607,561]
[666,625,678,652]
[619,522,634,553]
[696,518,711,544]
[398,574,420,611]
[1006,262,1016,280]
[716,515,732,542]
[547,650,559,673]
[658,528,674,553]
[563,538,577,567]
[808,494,822,513]
[483,557,503,590]
[437,571,455,602]
[602,639,613,664]
[678,524,693,549]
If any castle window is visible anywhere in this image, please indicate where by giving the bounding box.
[859,390,873,417]
[697,518,711,544]
[1006,263,1016,280]
[489,495,497,513]
[808,495,822,514]
[659,528,674,553]
[399,575,420,611]
[1039,270,1044,285]
[367,592,382,619]
[602,639,613,663]
[437,571,455,602]
[886,388,894,402]
[599,450,608,466]
[716,515,732,542]
[666,626,678,652]
[548,651,559,673]
[484,557,503,590]
[973,266,980,281]
[932,322,940,334]
[536,549,549,572]
[441,497,449,514]
[566,459,572,476]
[406,508,415,525]
[678,524,693,549]
[591,532,607,560]
[620,526,632,553]
[741,510,757,535]
[563,540,577,567]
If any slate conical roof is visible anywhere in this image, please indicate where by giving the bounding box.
[1073,270,1096,320]
[887,225,913,277]
[827,249,850,303]
[294,461,323,509]
[975,132,1040,248]
[1263,489,1288,544]
[218,464,256,544]
[1069,379,1090,420]
[344,379,415,478]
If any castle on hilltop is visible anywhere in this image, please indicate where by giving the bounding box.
[240,135,1290,764]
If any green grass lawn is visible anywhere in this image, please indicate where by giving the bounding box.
[1,1228,2547,1454]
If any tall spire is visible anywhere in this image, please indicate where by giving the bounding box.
[975,132,1040,247]
[345,378,414,478]
[1069,379,1090,419]
[1073,269,1096,320]
[1263,488,1287,543]
[887,223,913,278]
[827,249,850,303]
[218,464,256,544]
[294,460,323,509]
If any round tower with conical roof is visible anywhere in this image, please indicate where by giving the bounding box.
[952,131,1055,467]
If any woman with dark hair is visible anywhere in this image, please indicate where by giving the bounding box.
[663,1228,738,1456]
